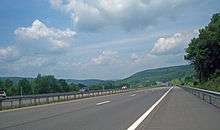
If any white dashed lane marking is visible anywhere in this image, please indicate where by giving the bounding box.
[96,101,111,106]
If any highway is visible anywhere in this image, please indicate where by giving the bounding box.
[1,87,220,130]
[0,87,169,130]
[137,87,220,130]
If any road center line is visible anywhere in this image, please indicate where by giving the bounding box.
[127,87,173,130]
[96,100,111,106]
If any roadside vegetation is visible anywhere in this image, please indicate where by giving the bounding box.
[0,74,126,96]
[183,13,220,92]
[0,74,81,96]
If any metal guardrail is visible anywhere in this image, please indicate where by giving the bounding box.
[182,86,220,108]
[0,89,134,111]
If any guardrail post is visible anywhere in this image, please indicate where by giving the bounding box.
[46,97,49,103]
[19,98,22,108]
[0,99,2,111]
[202,93,205,100]
[58,96,60,101]
[10,101,13,108]
[30,99,32,105]
[209,95,212,104]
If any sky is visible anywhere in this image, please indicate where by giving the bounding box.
[0,0,220,80]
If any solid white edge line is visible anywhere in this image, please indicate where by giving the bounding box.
[127,87,173,130]
[96,100,111,106]
[131,94,136,97]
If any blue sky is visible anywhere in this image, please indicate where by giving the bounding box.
[0,0,220,80]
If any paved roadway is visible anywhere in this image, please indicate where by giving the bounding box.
[137,87,220,130]
[1,87,220,130]
[0,87,169,130]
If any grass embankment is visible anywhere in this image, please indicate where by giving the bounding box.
[195,75,220,92]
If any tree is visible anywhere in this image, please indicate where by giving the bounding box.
[33,75,59,94]
[69,83,80,92]
[0,80,3,90]
[90,84,102,90]
[58,79,69,92]
[185,13,220,82]
[18,79,32,95]
[78,83,87,88]
[4,79,17,96]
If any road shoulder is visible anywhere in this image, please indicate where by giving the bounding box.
[137,87,220,130]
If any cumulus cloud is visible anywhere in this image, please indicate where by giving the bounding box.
[65,0,105,31]
[15,19,76,50]
[50,0,200,31]
[0,19,77,75]
[0,46,19,62]
[91,50,119,65]
[150,31,197,55]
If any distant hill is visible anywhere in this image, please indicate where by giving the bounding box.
[0,65,194,87]
[0,77,106,86]
[0,77,34,84]
[65,79,107,86]
[117,65,194,86]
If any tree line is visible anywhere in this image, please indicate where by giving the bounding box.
[0,74,81,96]
[0,74,127,96]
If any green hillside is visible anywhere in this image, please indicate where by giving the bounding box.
[0,77,105,86]
[118,65,194,86]
[0,77,34,84]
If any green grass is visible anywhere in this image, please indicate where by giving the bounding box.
[195,76,220,92]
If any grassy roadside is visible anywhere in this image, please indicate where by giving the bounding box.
[195,75,220,92]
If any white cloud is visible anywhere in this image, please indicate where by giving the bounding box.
[131,53,140,63]
[15,56,49,68]
[150,31,197,55]
[15,19,76,49]
[65,0,105,30]
[91,50,119,65]
[50,0,63,9]
[0,46,19,62]
[0,20,77,73]
[51,0,200,31]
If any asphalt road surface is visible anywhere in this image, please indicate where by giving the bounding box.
[0,87,169,130]
[1,87,220,130]
[137,87,220,130]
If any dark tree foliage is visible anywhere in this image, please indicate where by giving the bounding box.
[90,84,102,90]
[18,79,32,95]
[78,83,87,88]
[185,13,220,82]
[3,79,17,96]
[0,80,3,90]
